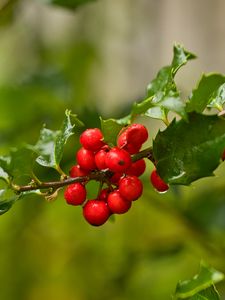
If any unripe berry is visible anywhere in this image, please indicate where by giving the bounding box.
[119,175,143,201]
[76,147,96,171]
[126,159,146,177]
[80,128,104,151]
[95,146,110,170]
[107,190,131,214]
[105,147,131,173]
[69,164,89,178]
[64,183,86,205]
[150,169,169,192]
[83,200,110,226]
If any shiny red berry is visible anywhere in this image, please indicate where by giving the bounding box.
[80,128,104,151]
[76,147,96,171]
[105,147,131,173]
[95,146,110,170]
[107,190,131,214]
[110,172,123,185]
[99,188,111,201]
[117,130,141,154]
[126,159,146,177]
[69,164,89,177]
[83,200,110,226]
[64,183,86,205]
[119,175,143,201]
[126,123,148,145]
[150,169,169,192]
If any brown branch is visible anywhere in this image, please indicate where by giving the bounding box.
[12,147,154,193]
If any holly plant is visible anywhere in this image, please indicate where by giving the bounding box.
[1,44,225,226]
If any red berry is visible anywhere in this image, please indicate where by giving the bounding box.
[117,131,141,154]
[99,188,111,201]
[126,159,146,177]
[105,147,131,173]
[83,200,110,226]
[126,123,148,145]
[80,128,104,151]
[107,190,131,214]
[64,183,86,205]
[221,149,225,161]
[76,147,96,171]
[150,169,169,192]
[95,146,110,170]
[110,172,123,185]
[119,175,143,201]
[69,164,89,177]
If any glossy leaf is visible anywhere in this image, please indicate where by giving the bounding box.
[186,74,225,112]
[129,44,196,122]
[174,263,224,299]
[100,118,124,145]
[0,156,10,183]
[40,0,96,9]
[0,189,20,215]
[32,110,81,170]
[153,113,225,185]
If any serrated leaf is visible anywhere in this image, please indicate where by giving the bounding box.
[153,113,225,185]
[39,0,96,9]
[32,110,81,170]
[100,118,125,145]
[174,263,224,299]
[130,45,196,122]
[187,286,220,300]
[186,74,225,113]
[0,189,20,215]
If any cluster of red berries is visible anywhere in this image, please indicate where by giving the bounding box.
[64,123,169,226]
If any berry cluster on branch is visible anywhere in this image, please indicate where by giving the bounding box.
[64,124,168,226]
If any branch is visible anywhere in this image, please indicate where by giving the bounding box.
[12,147,154,193]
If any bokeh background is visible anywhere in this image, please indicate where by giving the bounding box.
[0,0,225,299]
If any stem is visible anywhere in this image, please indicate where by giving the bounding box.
[12,147,154,194]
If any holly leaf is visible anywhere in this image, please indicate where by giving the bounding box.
[130,44,196,122]
[0,156,11,183]
[32,110,82,170]
[186,74,225,113]
[174,263,224,299]
[39,0,96,9]
[100,118,124,146]
[0,189,20,215]
[153,113,225,185]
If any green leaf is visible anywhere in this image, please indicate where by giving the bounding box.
[100,118,125,145]
[39,0,96,9]
[0,189,20,215]
[186,74,225,113]
[130,44,196,122]
[153,113,225,185]
[174,263,224,299]
[0,156,10,183]
[187,286,220,300]
[32,110,81,170]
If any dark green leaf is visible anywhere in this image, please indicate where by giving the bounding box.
[130,45,196,122]
[0,189,20,215]
[40,0,96,9]
[153,113,225,185]
[174,263,224,299]
[32,110,82,170]
[100,118,124,146]
[186,74,225,113]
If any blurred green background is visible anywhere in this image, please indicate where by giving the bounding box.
[0,1,225,299]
